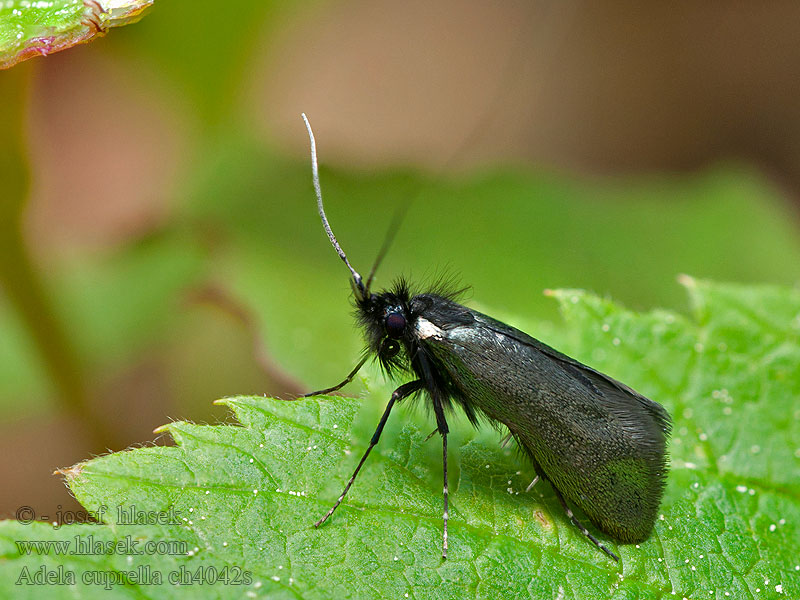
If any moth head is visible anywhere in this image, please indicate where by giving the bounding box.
[379,301,408,355]
[351,282,413,377]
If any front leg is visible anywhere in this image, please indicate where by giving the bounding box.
[301,355,368,397]
[314,379,424,528]
[431,393,450,559]
[440,427,450,559]
[415,349,452,559]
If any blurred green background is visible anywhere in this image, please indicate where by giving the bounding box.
[2,1,800,524]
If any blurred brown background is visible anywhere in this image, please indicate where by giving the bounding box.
[264,1,800,191]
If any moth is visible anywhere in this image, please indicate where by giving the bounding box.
[299,114,671,561]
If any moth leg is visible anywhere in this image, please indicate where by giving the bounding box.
[549,485,619,562]
[441,428,449,559]
[499,431,513,448]
[525,476,540,492]
[417,351,451,558]
[430,396,450,559]
[301,355,368,397]
[314,379,423,528]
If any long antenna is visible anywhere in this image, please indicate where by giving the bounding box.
[365,204,407,292]
[302,114,366,298]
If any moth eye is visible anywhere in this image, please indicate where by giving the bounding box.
[384,311,406,339]
[383,339,400,357]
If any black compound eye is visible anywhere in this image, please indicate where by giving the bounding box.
[384,311,406,339]
[383,339,400,358]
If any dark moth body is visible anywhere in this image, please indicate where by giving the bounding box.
[359,284,671,545]
[299,113,670,560]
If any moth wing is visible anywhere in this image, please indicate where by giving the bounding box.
[478,312,671,435]
[415,303,670,543]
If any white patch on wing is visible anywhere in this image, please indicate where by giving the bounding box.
[416,317,444,340]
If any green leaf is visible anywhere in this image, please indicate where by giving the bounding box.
[0,0,153,70]
[1,279,799,599]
